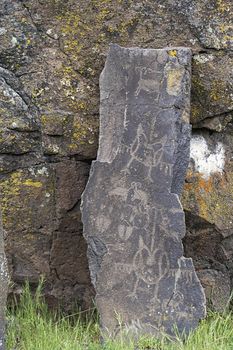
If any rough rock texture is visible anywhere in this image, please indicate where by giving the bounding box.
[0,212,8,350]
[182,129,233,310]
[81,45,206,338]
[0,159,93,310]
[0,0,232,309]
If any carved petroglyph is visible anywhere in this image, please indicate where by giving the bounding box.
[122,123,169,182]
[81,45,206,339]
[135,68,161,97]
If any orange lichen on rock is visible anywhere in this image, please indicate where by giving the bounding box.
[182,169,233,230]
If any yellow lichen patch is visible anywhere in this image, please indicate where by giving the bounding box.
[223,34,233,42]
[23,180,42,188]
[168,50,177,57]
[76,102,87,110]
[41,114,69,135]
[219,24,233,33]
[54,61,97,114]
[69,118,96,149]
[57,11,91,60]
[1,171,22,197]
[41,115,48,125]
[0,167,55,231]
[57,1,137,65]
[52,1,139,115]
[216,0,230,13]
[166,68,184,96]
[32,88,45,99]
[0,171,23,227]
[96,8,111,21]
[209,79,225,102]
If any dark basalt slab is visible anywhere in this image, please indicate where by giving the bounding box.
[81,44,206,338]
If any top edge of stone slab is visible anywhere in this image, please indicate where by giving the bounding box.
[98,44,192,165]
[107,43,192,53]
[100,44,192,71]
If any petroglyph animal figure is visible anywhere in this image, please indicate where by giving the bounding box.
[123,124,168,181]
[134,236,169,285]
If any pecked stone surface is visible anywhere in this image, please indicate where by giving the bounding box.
[81,45,206,338]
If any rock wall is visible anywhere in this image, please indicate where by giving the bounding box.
[0,0,232,309]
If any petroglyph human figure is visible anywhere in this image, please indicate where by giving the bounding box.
[123,123,168,181]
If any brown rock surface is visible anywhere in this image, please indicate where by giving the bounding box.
[0,0,232,309]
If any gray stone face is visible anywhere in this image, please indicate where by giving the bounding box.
[0,212,8,350]
[81,44,206,338]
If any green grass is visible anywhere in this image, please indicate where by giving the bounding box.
[6,282,233,350]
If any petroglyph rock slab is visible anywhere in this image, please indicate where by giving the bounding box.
[0,213,8,350]
[81,44,206,338]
